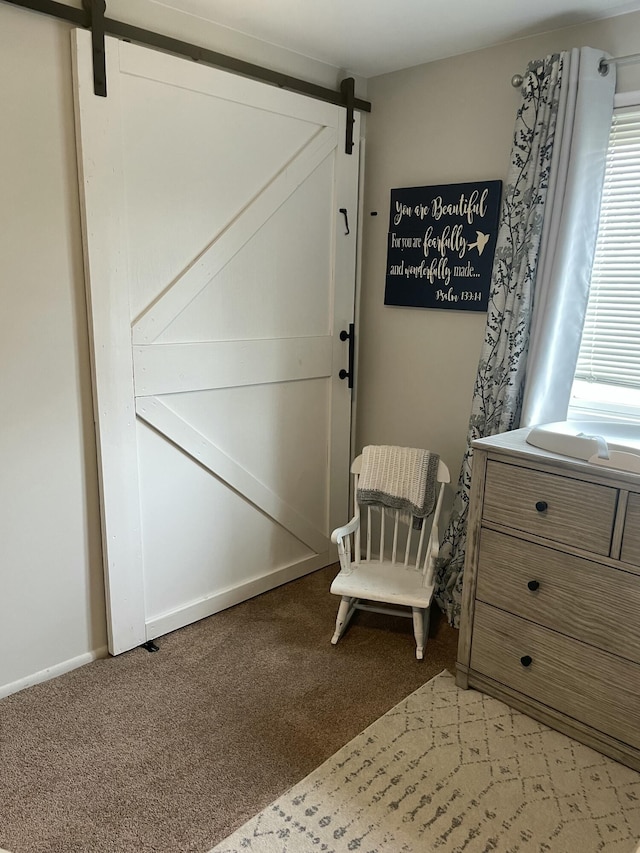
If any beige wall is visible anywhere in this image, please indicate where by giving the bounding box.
[0,4,106,692]
[357,12,640,484]
[0,1,350,695]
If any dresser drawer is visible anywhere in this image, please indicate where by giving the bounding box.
[621,492,640,566]
[470,602,640,750]
[476,529,640,663]
[482,461,617,555]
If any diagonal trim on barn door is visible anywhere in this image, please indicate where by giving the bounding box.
[132,337,332,396]
[132,125,338,345]
[136,397,329,555]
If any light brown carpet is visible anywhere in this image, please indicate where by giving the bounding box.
[211,671,640,853]
[0,564,458,853]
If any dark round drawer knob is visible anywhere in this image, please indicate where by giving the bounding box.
[520,655,533,667]
[535,500,548,513]
[527,580,540,591]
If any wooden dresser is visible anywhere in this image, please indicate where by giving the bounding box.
[457,428,640,771]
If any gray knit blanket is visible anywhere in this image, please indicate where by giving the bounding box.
[356,445,440,528]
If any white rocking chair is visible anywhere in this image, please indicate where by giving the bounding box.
[330,453,450,659]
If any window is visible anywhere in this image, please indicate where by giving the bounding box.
[569,94,640,423]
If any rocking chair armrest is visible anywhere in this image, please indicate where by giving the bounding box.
[330,515,360,545]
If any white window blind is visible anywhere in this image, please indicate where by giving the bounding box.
[574,107,640,391]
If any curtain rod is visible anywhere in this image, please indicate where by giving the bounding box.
[598,52,640,74]
[511,51,640,87]
[1,0,371,113]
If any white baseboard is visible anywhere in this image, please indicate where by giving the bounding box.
[146,553,331,640]
[0,646,109,700]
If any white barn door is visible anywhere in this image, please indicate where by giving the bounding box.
[72,31,360,654]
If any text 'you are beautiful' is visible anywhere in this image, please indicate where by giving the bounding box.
[384,181,502,311]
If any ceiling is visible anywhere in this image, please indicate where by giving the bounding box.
[151,0,640,77]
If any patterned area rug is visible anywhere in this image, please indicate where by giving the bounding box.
[210,671,640,852]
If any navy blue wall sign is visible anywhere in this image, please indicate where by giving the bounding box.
[384,180,502,311]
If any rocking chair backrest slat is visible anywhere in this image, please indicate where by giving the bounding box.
[391,510,399,564]
[415,519,427,569]
[404,523,413,567]
[353,471,361,561]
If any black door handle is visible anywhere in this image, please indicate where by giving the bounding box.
[520,655,533,667]
[339,324,355,389]
[339,208,350,235]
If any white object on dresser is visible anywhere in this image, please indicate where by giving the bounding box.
[457,427,640,772]
[527,419,640,474]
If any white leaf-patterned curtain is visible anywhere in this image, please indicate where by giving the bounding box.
[435,48,615,627]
